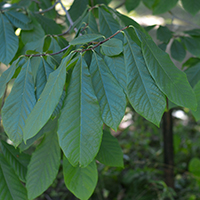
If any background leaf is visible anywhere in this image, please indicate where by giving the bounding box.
[170,39,186,62]
[96,130,124,167]
[26,127,61,200]
[157,26,173,43]
[181,0,200,15]
[63,157,98,200]
[58,55,103,167]
[191,81,200,121]
[125,0,141,12]
[153,0,178,14]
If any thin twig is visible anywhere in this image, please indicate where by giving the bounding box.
[35,0,59,14]
[46,25,72,37]
[74,25,130,53]
[24,45,70,57]
[169,11,200,28]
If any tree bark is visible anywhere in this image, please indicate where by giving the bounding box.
[162,110,174,189]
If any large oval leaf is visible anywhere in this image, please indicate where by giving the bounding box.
[2,59,36,146]
[0,13,18,65]
[63,156,98,200]
[26,128,61,200]
[124,33,166,126]
[58,55,103,167]
[135,28,197,111]
[90,52,127,130]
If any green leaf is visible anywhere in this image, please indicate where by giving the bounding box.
[100,38,123,56]
[0,13,18,65]
[23,54,74,142]
[183,57,200,68]
[26,127,61,200]
[153,0,178,14]
[4,10,32,30]
[104,55,126,91]
[96,130,124,167]
[85,11,99,34]
[181,36,200,57]
[58,55,103,167]
[70,34,104,45]
[170,39,186,62]
[185,61,200,88]
[142,0,157,9]
[21,16,45,44]
[135,29,197,110]
[191,81,200,121]
[2,59,36,146]
[181,0,200,15]
[125,0,141,12]
[0,58,20,98]
[189,157,200,177]
[98,7,123,40]
[33,13,62,34]
[124,33,166,126]
[19,118,58,151]
[184,29,200,36]
[0,154,27,200]
[63,157,98,200]
[0,141,30,182]
[90,52,126,130]
[157,26,173,43]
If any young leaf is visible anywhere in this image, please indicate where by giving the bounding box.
[181,0,200,15]
[135,28,197,110]
[123,34,166,126]
[170,39,186,62]
[26,127,61,200]
[63,156,98,200]
[2,59,36,146]
[0,154,27,200]
[0,13,18,65]
[191,81,200,121]
[4,10,32,30]
[104,55,126,91]
[58,55,103,167]
[0,58,20,98]
[153,0,178,14]
[23,54,74,142]
[96,130,124,167]
[125,0,141,12]
[185,62,200,87]
[69,34,104,45]
[90,52,126,131]
[0,141,30,182]
[100,38,123,56]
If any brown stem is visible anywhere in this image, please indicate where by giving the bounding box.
[35,0,59,14]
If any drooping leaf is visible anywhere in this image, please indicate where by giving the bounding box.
[85,11,99,34]
[100,38,123,56]
[0,154,27,200]
[21,16,45,44]
[96,130,124,167]
[52,91,66,117]
[0,58,20,98]
[125,0,141,12]
[0,13,18,65]
[135,28,197,110]
[23,54,74,142]
[157,26,173,43]
[191,81,200,121]
[153,0,178,14]
[58,55,103,167]
[185,62,200,87]
[124,33,166,126]
[181,0,200,15]
[98,7,123,40]
[90,52,126,130]
[2,59,36,146]
[0,141,30,182]
[4,10,32,30]
[70,34,104,45]
[63,156,98,200]
[181,36,200,57]
[33,13,62,34]
[170,39,186,62]
[26,127,61,200]
[104,55,126,91]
